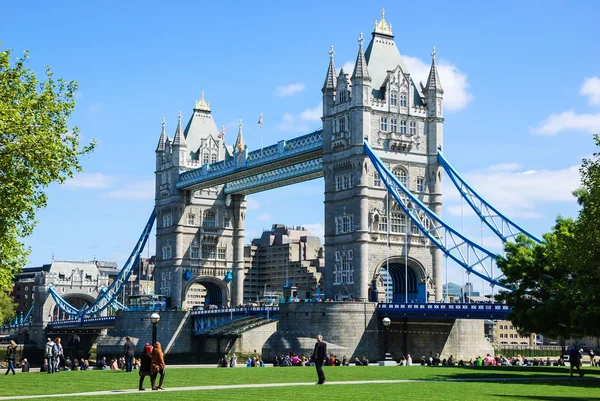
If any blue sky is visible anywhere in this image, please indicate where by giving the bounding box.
[2,1,599,291]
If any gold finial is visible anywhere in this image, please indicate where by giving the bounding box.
[195,90,211,111]
[375,8,393,35]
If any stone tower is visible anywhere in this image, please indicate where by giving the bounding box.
[154,93,247,308]
[322,10,443,302]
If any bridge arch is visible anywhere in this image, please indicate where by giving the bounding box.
[43,292,97,322]
[183,276,229,309]
[372,257,427,303]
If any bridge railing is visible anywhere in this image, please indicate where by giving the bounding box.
[47,316,116,329]
[190,306,279,317]
[377,302,510,318]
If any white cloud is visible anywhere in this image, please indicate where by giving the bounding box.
[276,83,305,98]
[444,164,580,219]
[580,76,600,106]
[246,198,260,210]
[63,173,113,189]
[303,223,324,242]
[300,103,322,122]
[256,213,272,222]
[338,61,354,76]
[403,55,473,112]
[532,109,600,135]
[102,180,154,201]
[532,76,600,135]
[279,103,322,132]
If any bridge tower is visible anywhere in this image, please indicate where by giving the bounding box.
[322,10,443,302]
[154,94,247,308]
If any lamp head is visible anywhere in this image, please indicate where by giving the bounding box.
[150,312,161,324]
[382,317,391,327]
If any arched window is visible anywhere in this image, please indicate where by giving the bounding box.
[393,168,408,186]
[203,210,216,227]
[373,172,381,187]
[400,93,407,107]
[390,91,397,106]
[211,153,217,164]
[202,153,209,165]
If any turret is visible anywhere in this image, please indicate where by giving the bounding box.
[425,46,444,118]
[351,32,371,107]
[233,120,245,155]
[156,118,167,171]
[172,111,187,168]
[322,46,337,115]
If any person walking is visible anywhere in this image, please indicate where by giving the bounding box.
[230,353,237,368]
[138,344,153,391]
[569,345,585,378]
[123,336,135,372]
[53,337,63,373]
[44,338,55,374]
[4,340,17,375]
[151,342,166,390]
[312,334,327,385]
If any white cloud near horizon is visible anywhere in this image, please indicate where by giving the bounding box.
[102,179,154,201]
[63,173,114,189]
[303,223,324,242]
[443,163,580,219]
[532,76,600,135]
[276,83,305,98]
[279,103,322,132]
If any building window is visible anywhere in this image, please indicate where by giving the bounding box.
[400,93,407,107]
[390,118,397,133]
[202,244,216,259]
[393,168,408,186]
[187,214,195,225]
[380,117,387,132]
[202,153,209,165]
[190,246,200,259]
[203,210,216,227]
[411,221,420,235]
[333,250,354,285]
[416,178,424,192]
[217,247,226,260]
[400,120,407,134]
[335,215,354,234]
[378,215,388,232]
[162,244,172,260]
[390,91,397,106]
[339,117,346,132]
[224,217,231,228]
[409,121,417,135]
[390,212,406,233]
[163,213,173,227]
[373,172,381,187]
[211,154,217,164]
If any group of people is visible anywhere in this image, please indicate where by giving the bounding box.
[137,342,166,391]
[44,337,64,374]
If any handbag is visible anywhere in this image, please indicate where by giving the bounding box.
[152,363,161,373]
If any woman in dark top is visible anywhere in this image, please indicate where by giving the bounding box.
[4,340,17,375]
[138,344,153,391]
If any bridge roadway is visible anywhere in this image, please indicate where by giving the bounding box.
[44,303,510,331]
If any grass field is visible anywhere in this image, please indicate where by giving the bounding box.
[1,365,599,400]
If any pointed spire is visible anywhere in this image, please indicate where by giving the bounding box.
[234,120,245,153]
[351,32,371,82]
[425,46,443,93]
[173,111,187,146]
[322,45,337,91]
[156,118,167,152]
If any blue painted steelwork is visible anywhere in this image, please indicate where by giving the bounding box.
[437,151,542,243]
[177,130,323,190]
[224,158,323,194]
[23,304,34,323]
[364,140,510,290]
[49,210,156,318]
[377,302,510,319]
[47,316,116,329]
[192,306,279,335]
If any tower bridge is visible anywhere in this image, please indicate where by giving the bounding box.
[21,10,539,363]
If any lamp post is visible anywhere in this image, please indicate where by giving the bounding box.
[383,317,391,361]
[150,312,160,345]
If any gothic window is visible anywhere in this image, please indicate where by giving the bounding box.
[409,121,417,135]
[202,153,209,165]
[390,91,397,106]
[400,93,407,107]
[378,215,388,232]
[190,246,199,259]
[390,118,397,133]
[342,175,349,189]
[437,99,442,116]
[211,153,217,164]
[335,216,354,234]
[373,172,381,187]
[380,117,388,132]
[202,244,216,259]
[224,217,231,228]
[162,244,172,260]
[187,214,195,225]
[400,120,407,134]
[411,221,420,235]
[391,212,406,233]
[203,210,216,227]
[339,117,346,132]
[163,213,173,227]
[333,249,354,285]
[416,177,425,192]
[393,168,408,186]
[335,176,342,191]
[217,247,226,260]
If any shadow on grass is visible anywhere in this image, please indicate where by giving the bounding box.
[492,396,600,401]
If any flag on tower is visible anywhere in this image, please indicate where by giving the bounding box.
[219,126,226,138]
[258,113,263,128]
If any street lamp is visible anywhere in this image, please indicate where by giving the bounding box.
[382,317,392,361]
[150,312,160,345]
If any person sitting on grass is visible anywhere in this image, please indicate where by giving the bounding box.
[80,359,89,370]
[20,358,30,372]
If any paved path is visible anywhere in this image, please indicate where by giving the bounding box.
[0,377,594,400]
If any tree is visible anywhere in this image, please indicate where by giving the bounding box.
[0,46,94,299]
[497,134,600,338]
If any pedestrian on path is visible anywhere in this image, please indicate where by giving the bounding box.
[312,334,327,385]
[569,345,585,378]
[4,340,17,375]
[151,342,166,390]
[123,336,135,372]
[44,338,55,374]
[139,344,153,391]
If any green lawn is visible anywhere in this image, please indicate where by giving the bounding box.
[1,366,599,400]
